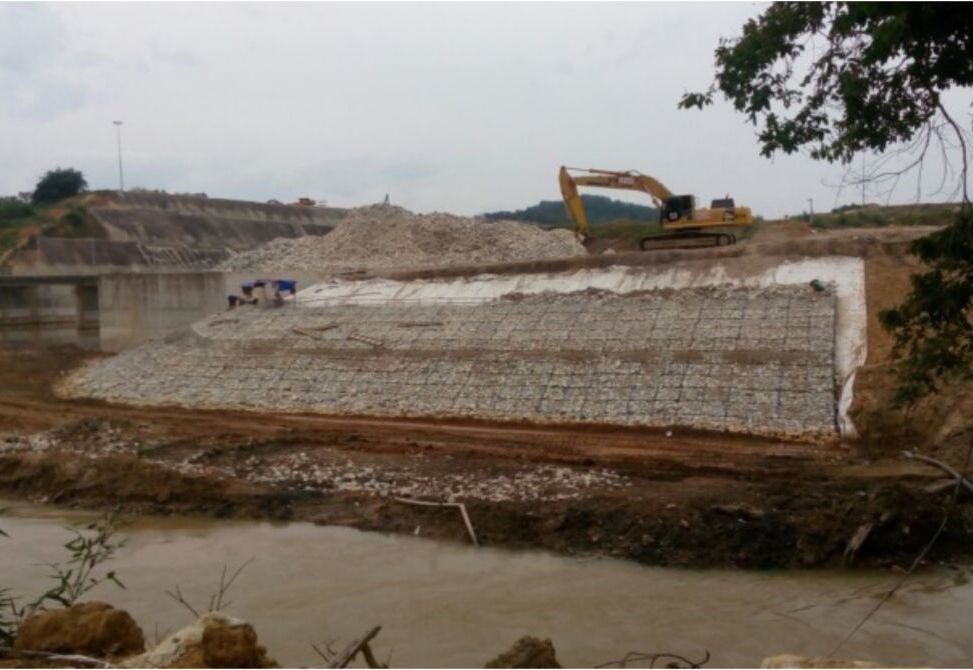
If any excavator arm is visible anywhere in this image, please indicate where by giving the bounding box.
[558,165,752,249]
[559,166,675,239]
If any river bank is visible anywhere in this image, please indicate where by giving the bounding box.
[0,346,971,570]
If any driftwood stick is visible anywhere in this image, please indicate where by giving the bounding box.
[455,503,479,547]
[164,584,201,618]
[393,497,479,546]
[902,450,973,495]
[361,641,386,669]
[329,626,382,669]
[0,646,120,668]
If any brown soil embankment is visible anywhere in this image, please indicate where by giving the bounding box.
[0,346,969,570]
[380,224,936,283]
[848,251,973,458]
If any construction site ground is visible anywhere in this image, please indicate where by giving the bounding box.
[2,344,970,570]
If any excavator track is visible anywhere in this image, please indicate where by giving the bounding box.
[638,231,736,252]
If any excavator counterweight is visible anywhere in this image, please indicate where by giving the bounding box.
[558,166,753,250]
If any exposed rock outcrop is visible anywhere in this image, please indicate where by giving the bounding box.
[123,613,277,669]
[485,636,561,668]
[13,601,145,659]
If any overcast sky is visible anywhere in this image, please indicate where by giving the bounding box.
[2,2,971,218]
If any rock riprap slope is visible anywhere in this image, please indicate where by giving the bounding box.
[218,204,586,272]
[65,285,838,438]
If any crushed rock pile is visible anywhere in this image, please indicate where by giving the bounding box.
[218,204,586,272]
[233,452,627,503]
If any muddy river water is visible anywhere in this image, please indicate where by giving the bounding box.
[1,502,971,668]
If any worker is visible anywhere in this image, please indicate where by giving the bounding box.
[271,279,297,306]
[227,281,260,309]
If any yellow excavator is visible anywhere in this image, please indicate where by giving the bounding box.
[558,166,753,250]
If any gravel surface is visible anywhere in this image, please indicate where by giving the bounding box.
[0,419,627,503]
[218,204,586,272]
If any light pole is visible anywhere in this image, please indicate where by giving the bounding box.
[113,120,125,191]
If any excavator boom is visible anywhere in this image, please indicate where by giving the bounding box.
[558,166,752,248]
[559,166,676,239]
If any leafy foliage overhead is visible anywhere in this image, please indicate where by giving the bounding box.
[32,168,88,204]
[682,1,973,404]
[880,209,973,403]
[680,3,973,163]
[484,195,660,226]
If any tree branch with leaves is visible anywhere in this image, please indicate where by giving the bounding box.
[681,1,973,403]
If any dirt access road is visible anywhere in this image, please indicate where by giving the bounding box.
[0,346,968,569]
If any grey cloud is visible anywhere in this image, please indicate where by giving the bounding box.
[289,156,441,204]
[148,41,197,69]
[1,2,968,217]
[0,5,85,120]
[0,73,88,121]
[0,4,65,75]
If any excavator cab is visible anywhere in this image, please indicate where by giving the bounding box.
[662,195,696,222]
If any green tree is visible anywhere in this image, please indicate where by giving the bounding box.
[484,195,660,226]
[31,168,88,204]
[0,197,34,222]
[681,2,973,402]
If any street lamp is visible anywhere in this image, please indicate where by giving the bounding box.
[113,120,125,191]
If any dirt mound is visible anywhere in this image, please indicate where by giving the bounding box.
[485,636,561,668]
[218,204,586,272]
[749,219,813,242]
[14,602,145,659]
[851,364,973,457]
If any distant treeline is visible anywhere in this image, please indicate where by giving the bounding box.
[483,194,660,226]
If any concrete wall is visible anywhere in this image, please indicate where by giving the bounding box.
[7,238,232,277]
[4,192,345,276]
[0,270,331,353]
[103,191,346,226]
[0,277,99,349]
[97,270,327,351]
[98,272,228,351]
[91,210,334,252]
